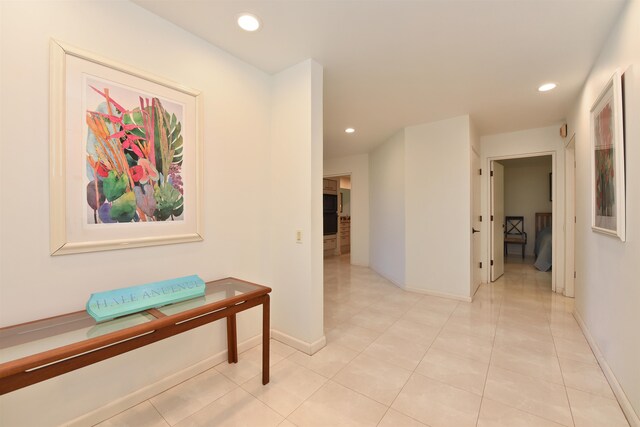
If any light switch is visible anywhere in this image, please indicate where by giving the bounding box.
[296,230,303,243]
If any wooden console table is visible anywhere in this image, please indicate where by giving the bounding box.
[0,277,271,395]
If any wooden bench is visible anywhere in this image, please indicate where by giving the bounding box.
[0,277,271,395]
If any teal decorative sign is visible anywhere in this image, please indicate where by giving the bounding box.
[86,275,206,322]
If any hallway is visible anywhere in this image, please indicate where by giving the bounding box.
[98,257,629,426]
[319,255,628,426]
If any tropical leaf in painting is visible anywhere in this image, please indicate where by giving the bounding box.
[87,180,106,224]
[119,98,183,184]
[98,203,116,224]
[103,170,128,201]
[154,183,184,221]
[153,99,183,180]
[109,192,137,222]
[86,180,105,211]
[134,184,157,218]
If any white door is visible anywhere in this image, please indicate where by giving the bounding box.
[565,137,576,297]
[472,150,482,293]
[491,161,505,281]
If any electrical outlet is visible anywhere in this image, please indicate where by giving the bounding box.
[296,230,302,243]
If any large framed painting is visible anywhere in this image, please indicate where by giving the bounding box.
[590,70,625,241]
[50,40,203,255]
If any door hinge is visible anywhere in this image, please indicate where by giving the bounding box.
[490,260,494,266]
[490,170,494,177]
[479,215,483,222]
[491,215,494,221]
[479,168,482,175]
[574,271,576,279]
[575,216,577,223]
[479,262,483,268]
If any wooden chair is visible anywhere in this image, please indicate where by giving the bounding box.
[504,216,527,259]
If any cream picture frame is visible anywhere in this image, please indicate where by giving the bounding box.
[50,40,203,255]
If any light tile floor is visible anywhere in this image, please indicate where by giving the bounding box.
[98,255,630,426]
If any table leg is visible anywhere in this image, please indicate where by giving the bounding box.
[262,294,270,385]
[226,314,238,363]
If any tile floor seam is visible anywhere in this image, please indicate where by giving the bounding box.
[163,383,243,426]
[479,274,579,427]
[239,371,329,420]
[314,379,392,422]
[562,382,618,401]
[555,334,610,427]
[475,285,502,427]
[553,337,584,426]
[324,295,430,405]
[486,356,565,387]
[564,385,631,425]
[382,299,455,419]
[147,397,174,426]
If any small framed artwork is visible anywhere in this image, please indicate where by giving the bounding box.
[50,40,203,255]
[590,69,625,241]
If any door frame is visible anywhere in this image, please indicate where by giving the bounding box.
[471,147,482,296]
[564,134,576,297]
[484,151,558,292]
[490,160,505,282]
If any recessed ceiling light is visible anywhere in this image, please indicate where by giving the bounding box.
[345,128,355,134]
[538,83,557,92]
[237,13,261,32]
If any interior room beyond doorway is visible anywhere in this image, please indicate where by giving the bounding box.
[500,156,553,275]
[323,175,351,261]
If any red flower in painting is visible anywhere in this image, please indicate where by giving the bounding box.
[130,165,144,182]
[96,163,109,178]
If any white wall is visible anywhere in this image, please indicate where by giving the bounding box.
[324,154,369,266]
[369,130,405,285]
[0,1,322,425]
[270,59,324,346]
[480,125,565,291]
[404,116,472,298]
[368,116,473,300]
[502,156,553,256]
[566,0,640,421]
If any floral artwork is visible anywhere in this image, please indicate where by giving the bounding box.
[590,69,626,241]
[85,78,185,224]
[50,41,202,255]
[594,102,615,220]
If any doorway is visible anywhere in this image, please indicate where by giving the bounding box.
[489,154,556,289]
[323,174,351,261]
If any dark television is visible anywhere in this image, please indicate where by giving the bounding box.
[323,194,338,235]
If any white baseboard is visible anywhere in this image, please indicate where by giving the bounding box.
[471,281,486,300]
[369,267,472,302]
[271,329,326,355]
[574,310,640,427]
[65,334,262,427]
[403,286,473,302]
[349,261,369,267]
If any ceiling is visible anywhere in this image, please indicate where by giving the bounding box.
[133,0,626,159]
